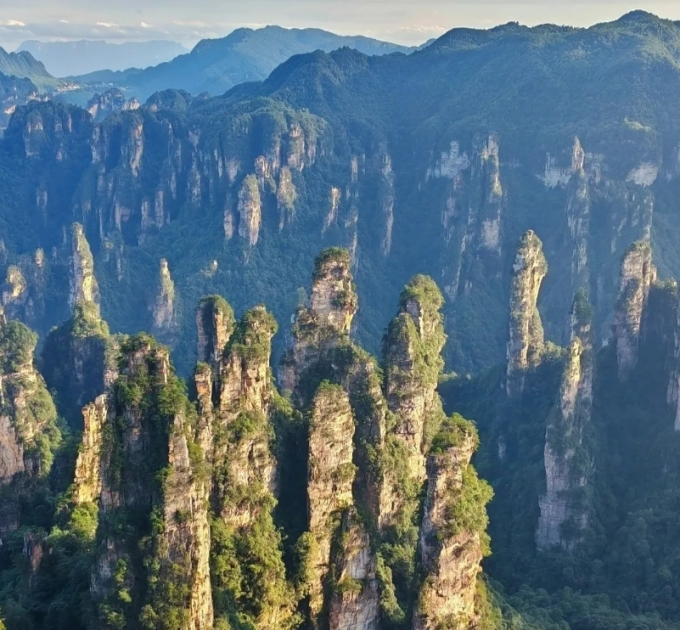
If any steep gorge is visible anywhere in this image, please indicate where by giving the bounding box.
[2,14,680,378]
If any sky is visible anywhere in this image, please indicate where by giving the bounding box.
[1,0,680,50]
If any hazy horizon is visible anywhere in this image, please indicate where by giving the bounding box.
[1,1,680,51]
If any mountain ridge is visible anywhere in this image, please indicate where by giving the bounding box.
[17,39,189,77]
[68,24,414,99]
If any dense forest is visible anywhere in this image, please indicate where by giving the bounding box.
[2,10,680,630]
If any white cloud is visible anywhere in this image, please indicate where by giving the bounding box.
[95,22,116,28]
[0,20,26,27]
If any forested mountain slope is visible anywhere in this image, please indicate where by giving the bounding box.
[71,26,412,100]
[3,12,680,377]
[2,12,680,628]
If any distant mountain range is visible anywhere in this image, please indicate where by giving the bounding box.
[72,25,414,99]
[0,27,415,122]
[0,46,58,91]
[17,40,189,77]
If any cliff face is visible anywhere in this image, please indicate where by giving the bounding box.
[327,511,380,630]
[506,230,548,396]
[41,300,117,428]
[305,383,360,624]
[436,134,504,302]
[275,249,491,630]
[0,245,493,630]
[413,418,490,630]
[237,174,262,247]
[195,303,296,629]
[0,73,38,131]
[87,335,213,630]
[69,223,100,314]
[0,75,670,383]
[279,247,358,395]
[161,405,214,630]
[614,241,656,379]
[537,291,594,549]
[0,312,60,533]
[150,258,179,343]
[0,249,53,334]
[73,394,107,505]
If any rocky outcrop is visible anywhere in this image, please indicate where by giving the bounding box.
[381,276,446,524]
[150,258,179,342]
[90,335,213,629]
[279,248,358,394]
[69,223,100,314]
[506,230,548,396]
[276,258,493,628]
[614,241,656,379]
[216,307,276,427]
[41,300,117,428]
[73,394,106,505]
[0,314,60,533]
[238,174,262,247]
[300,380,380,630]
[195,295,235,372]
[87,88,140,122]
[437,134,504,300]
[537,290,594,550]
[413,418,489,630]
[203,304,296,629]
[2,265,27,309]
[306,383,357,623]
[209,305,280,533]
[566,138,591,294]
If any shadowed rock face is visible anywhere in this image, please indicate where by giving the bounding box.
[614,241,656,379]
[195,295,235,371]
[537,291,594,550]
[82,336,213,629]
[40,300,117,428]
[0,312,60,534]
